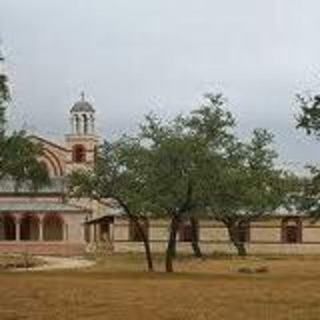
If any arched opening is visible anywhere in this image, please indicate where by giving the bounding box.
[0,214,16,241]
[74,115,80,134]
[72,144,86,163]
[20,214,39,241]
[282,217,302,243]
[83,114,89,134]
[43,213,64,241]
[90,115,95,133]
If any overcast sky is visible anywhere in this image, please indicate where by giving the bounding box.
[1,0,320,172]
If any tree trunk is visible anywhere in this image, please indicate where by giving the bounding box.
[227,224,247,257]
[166,215,179,273]
[113,197,154,272]
[130,215,154,271]
[190,216,203,258]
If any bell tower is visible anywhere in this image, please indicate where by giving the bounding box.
[65,92,99,173]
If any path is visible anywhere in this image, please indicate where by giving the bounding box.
[16,256,95,272]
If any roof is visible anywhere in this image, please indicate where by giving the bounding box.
[71,92,95,113]
[29,135,69,152]
[71,101,95,113]
[0,202,89,213]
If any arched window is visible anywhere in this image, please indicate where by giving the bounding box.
[43,213,64,241]
[0,214,16,241]
[129,219,149,242]
[72,144,86,163]
[20,214,39,241]
[282,217,302,244]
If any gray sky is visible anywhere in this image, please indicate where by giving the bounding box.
[1,0,320,172]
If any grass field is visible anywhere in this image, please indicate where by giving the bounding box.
[1,254,320,320]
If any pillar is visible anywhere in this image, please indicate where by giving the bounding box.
[109,219,114,243]
[63,224,68,241]
[15,220,20,241]
[39,218,43,241]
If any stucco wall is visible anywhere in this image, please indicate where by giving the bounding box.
[112,217,320,255]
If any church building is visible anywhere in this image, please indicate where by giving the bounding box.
[0,94,101,255]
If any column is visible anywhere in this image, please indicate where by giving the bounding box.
[39,218,43,241]
[63,224,68,241]
[109,220,114,242]
[16,219,20,241]
[90,224,94,243]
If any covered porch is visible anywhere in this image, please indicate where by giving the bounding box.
[0,201,89,255]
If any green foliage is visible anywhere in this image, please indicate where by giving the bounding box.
[0,54,49,190]
[296,94,320,138]
[0,55,10,135]
[0,132,50,190]
[295,93,320,219]
[203,128,285,223]
[69,137,153,217]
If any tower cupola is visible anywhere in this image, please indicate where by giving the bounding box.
[65,92,99,173]
[70,92,95,135]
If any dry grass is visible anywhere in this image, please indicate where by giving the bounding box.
[1,254,320,320]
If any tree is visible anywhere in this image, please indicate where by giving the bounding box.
[296,94,320,138]
[181,94,287,256]
[0,51,50,191]
[139,94,236,271]
[0,132,50,190]
[69,138,154,272]
[0,52,9,135]
[201,128,286,256]
[295,93,320,218]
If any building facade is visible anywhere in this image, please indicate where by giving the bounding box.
[0,94,99,255]
[0,95,319,256]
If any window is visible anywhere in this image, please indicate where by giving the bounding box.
[72,144,86,163]
[282,218,302,244]
[237,221,250,243]
[129,219,149,242]
[179,222,194,242]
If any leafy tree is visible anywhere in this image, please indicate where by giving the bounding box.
[69,138,154,271]
[202,128,286,256]
[295,93,320,217]
[0,52,49,190]
[139,116,201,272]
[0,52,9,135]
[296,94,320,138]
[0,132,50,190]
[139,94,236,271]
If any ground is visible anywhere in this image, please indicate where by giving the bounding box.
[0,254,320,320]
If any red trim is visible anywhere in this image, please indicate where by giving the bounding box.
[43,148,64,176]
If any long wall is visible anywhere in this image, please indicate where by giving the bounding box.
[112,217,320,255]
